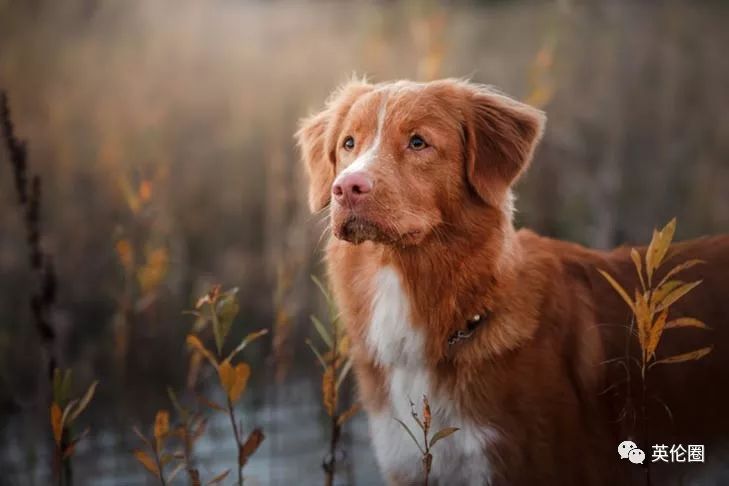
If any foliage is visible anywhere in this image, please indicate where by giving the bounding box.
[307,275,360,486]
[598,218,711,380]
[395,396,460,486]
[184,285,267,486]
[49,369,98,486]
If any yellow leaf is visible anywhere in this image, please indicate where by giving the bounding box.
[186,335,218,368]
[634,290,651,352]
[154,410,169,446]
[656,259,704,289]
[68,380,98,424]
[651,280,684,309]
[337,403,362,426]
[322,367,336,416]
[645,218,676,282]
[656,280,702,312]
[646,309,668,361]
[665,317,710,330]
[598,269,635,314]
[50,403,63,446]
[653,346,712,366]
[630,248,645,291]
[133,449,159,476]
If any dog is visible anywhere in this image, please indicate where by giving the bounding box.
[296,78,729,485]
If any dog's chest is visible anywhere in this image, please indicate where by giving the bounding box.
[363,266,496,485]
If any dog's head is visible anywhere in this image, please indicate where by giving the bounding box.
[296,78,545,246]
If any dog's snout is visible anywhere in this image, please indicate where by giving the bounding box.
[332,172,373,207]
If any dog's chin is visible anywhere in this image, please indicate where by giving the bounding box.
[333,216,425,246]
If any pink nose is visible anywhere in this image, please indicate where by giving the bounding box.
[332,172,373,207]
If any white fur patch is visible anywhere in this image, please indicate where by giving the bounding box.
[366,266,497,485]
[335,96,388,181]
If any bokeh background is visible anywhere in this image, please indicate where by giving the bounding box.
[1,0,728,484]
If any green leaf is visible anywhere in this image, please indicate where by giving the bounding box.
[336,356,353,390]
[167,463,185,482]
[215,291,240,352]
[68,380,98,424]
[310,275,334,307]
[167,387,188,422]
[394,418,424,454]
[310,315,333,348]
[429,427,460,448]
[306,339,327,368]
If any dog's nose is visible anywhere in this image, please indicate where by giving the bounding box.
[332,172,373,207]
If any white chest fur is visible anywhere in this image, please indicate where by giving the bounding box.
[365,266,496,485]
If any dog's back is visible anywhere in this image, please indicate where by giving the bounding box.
[558,234,729,482]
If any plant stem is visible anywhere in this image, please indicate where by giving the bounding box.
[152,447,167,486]
[324,313,340,486]
[225,396,243,486]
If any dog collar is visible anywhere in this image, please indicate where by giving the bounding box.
[448,311,489,346]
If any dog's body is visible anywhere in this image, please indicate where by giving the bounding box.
[297,79,729,485]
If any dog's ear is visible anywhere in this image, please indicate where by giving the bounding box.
[463,86,545,207]
[296,80,372,212]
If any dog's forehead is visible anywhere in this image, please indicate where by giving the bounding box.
[348,82,451,130]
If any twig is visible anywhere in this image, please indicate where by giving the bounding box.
[1,91,65,482]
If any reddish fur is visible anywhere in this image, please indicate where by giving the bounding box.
[297,78,729,485]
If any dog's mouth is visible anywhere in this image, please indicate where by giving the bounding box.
[333,215,423,246]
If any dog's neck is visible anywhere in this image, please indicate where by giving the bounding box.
[378,204,527,362]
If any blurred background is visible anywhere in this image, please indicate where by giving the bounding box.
[1,0,728,484]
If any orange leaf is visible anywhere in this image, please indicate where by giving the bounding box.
[50,403,63,446]
[205,469,231,485]
[186,335,218,368]
[322,367,336,416]
[227,362,250,403]
[239,428,265,467]
[646,309,668,361]
[133,449,159,476]
[154,410,169,447]
[337,403,361,426]
[422,396,432,436]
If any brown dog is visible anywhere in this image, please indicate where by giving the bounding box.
[296,78,729,485]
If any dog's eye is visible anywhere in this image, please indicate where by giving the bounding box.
[408,134,427,150]
[343,136,355,151]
